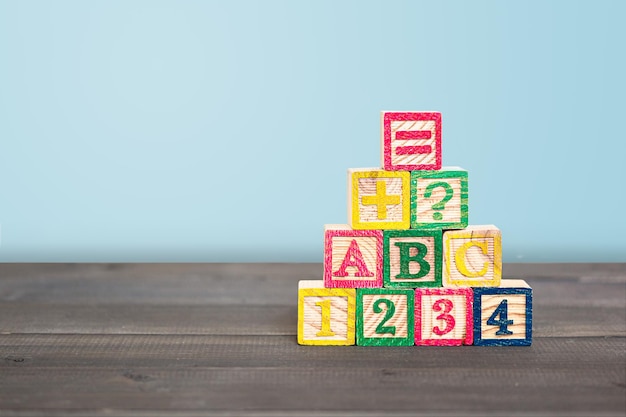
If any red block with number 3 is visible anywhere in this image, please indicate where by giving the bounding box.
[415,288,473,346]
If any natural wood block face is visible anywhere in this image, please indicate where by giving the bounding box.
[415,288,473,346]
[443,225,502,287]
[348,168,410,230]
[381,111,442,171]
[383,229,442,288]
[297,280,356,346]
[356,288,414,346]
[324,224,383,288]
[473,280,533,346]
[411,168,468,230]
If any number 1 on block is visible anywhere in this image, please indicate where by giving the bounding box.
[415,288,473,346]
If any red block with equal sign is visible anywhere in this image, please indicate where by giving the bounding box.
[381,111,442,171]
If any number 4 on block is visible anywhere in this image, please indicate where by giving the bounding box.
[297,280,356,346]
[415,288,473,346]
[473,280,533,346]
[356,288,415,346]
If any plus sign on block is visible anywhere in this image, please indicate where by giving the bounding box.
[348,168,410,230]
[381,111,442,171]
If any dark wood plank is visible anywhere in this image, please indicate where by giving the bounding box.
[0,335,624,415]
[0,263,624,416]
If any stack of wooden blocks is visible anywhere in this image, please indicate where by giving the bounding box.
[298,111,532,347]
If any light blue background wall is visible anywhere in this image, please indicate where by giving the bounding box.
[1,0,624,262]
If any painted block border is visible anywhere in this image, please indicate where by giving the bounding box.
[381,111,442,171]
[356,288,415,346]
[383,229,442,288]
[473,286,533,346]
[410,169,468,230]
[324,227,383,288]
[415,288,473,346]
[349,169,411,230]
[297,286,356,346]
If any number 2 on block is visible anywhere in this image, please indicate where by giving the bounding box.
[487,299,513,335]
[432,299,455,336]
[373,298,396,335]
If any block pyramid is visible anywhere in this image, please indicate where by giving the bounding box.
[298,112,532,346]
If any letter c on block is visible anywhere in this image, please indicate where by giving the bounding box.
[454,241,489,277]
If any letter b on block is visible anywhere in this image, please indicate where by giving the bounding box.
[443,225,502,287]
[324,225,383,288]
[383,230,442,288]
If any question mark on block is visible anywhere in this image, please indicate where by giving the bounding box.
[423,181,453,221]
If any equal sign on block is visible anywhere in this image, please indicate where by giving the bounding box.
[381,111,442,171]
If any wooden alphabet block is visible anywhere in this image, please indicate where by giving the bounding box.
[443,225,502,287]
[297,280,356,346]
[324,224,383,288]
[415,288,473,346]
[381,111,442,171]
[473,280,532,346]
[411,168,468,230]
[356,288,415,346]
[383,229,442,288]
[348,168,410,230]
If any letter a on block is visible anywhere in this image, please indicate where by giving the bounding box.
[333,239,374,278]
[324,224,383,288]
[348,168,410,230]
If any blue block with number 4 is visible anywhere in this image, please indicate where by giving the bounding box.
[473,280,532,346]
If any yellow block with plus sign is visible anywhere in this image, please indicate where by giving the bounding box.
[348,168,410,230]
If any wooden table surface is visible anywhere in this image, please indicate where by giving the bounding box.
[0,263,624,416]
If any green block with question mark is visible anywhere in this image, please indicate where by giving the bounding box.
[411,167,468,230]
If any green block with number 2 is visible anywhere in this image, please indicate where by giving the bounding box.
[356,288,415,346]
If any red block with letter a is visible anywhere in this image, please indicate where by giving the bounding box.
[381,111,442,171]
[324,224,383,288]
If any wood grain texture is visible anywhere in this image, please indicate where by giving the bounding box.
[415,288,473,346]
[348,168,410,230]
[383,229,442,288]
[0,263,623,416]
[323,224,383,288]
[474,280,532,346]
[356,288,414,346]
[410,168,468,229]
[443,225,502,287]
[381,111,442,171]
[297,280,356,345]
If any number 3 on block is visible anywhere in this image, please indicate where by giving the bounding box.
[415,288,473,346]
